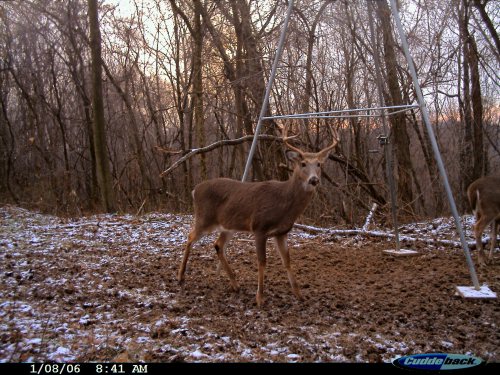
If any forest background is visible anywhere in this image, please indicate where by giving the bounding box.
[0,0,498,226]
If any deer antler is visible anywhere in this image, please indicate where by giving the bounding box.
[282,125,304,156]
[316,127,339,158]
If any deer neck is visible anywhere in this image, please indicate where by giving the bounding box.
[283,171,315,214]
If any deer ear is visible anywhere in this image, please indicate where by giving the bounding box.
[286,150,303,164]
[317,149,332,163]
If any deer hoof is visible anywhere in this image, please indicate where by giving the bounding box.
[256,293,264,307]
[231,283,240,293]
[292,288,304,301]
[177,274,185,284]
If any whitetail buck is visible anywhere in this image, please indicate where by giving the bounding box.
[467,175,500,265]
[178,131,337,306]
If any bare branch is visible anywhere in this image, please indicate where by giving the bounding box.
[159,134,283,178]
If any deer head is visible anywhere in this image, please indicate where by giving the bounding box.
[283,126,338,192]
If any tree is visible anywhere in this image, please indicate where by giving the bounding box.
[458,0,486,208]
[87,0,116,212]
[375,0,416,214]
[472,0,500,60]
[0,0,499,223]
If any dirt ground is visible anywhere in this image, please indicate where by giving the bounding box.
[1,205,499,363]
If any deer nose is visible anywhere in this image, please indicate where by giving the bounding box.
[309,176,320,186]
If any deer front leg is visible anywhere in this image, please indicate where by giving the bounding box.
[214,231,239,292]
[274,234,303,301]
[255,234,267,307]
[489,220,498,261]
[179,229,202,283]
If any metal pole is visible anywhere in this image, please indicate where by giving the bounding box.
[389,0,480,288]
[242,0,294,182]
[367,1,401,252]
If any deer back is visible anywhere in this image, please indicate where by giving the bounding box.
[192,175,314,236]
[467,176,500,218]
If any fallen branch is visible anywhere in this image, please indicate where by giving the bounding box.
[340,202,378,246]
[159,134,283,178]
[362,203,378,232]
[294,223,481,249]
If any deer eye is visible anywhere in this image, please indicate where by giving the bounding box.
[301,161,307,167]
[317,162,321,167]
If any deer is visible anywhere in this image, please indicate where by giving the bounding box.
[178,129,338,306]
[467,175,500,265]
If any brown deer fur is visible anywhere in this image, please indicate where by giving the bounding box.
[178,138,337,306]
[467,175,500,265]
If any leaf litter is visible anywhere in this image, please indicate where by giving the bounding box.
[1,205,499,363]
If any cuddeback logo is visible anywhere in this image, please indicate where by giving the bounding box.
[393,353,484,371]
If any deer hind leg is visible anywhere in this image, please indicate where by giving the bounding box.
[214,231,239,292]
[274,234,303,301]
[473,216,490,266]
[178,228,203,283]
[255,234,267,307]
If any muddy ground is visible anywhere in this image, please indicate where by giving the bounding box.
[0,205,499,363]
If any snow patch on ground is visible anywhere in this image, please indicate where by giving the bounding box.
[1,205,497,363]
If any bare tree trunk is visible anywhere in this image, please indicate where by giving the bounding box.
[458,0,485,210]
[376,0,415,214]
[62,8,99,207]
[168,12,193,205]
[458,1,474,211]
[193,0,206,179]
[87,0,116,212]
[0,89,19,203]
[101,60,153,203]
[168,0,206,182]
[472,0,500,59]
[297,1,336,120]
[468,36,485,178]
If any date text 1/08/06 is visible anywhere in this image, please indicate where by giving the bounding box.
[29,364,148,375]
[31,364,81,375]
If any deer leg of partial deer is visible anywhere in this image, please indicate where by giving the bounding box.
[274,234,303,301]
[214,231,239,292]
[489,220,498,261]
[474,217,489,266]
[178,229,202,283]
[255,234,267,307]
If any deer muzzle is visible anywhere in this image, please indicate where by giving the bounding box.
[308,176,320,186]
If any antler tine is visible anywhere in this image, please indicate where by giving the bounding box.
[282,125,304,155]
[316,126,339,156]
